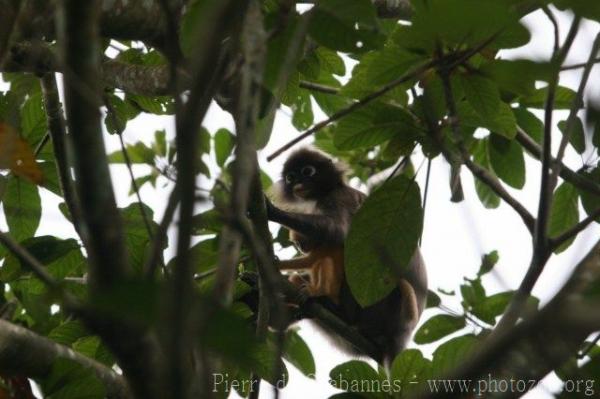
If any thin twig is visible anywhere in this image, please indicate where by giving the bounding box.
[117,133,155,239]
[144,186,178,278]
[535,16,580,255]
[0,231,61,291]
[549,206,600,251]
[577,333,600,359]
[298,80,339,94]
[542,6,560,53]
[269,40,497,162]
[385,151,414,183]
[548,33,600,195]
[461,148,535,233]
[494,17,581,334]
[103,93,156,243]
[561,57,600,71]
[267,58,439,161]
[33,132,50,157]
[167,2,238,397]
[516,127,600,197]
[40,73,84,238]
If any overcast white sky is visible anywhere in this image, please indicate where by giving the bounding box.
[2,5,600,399]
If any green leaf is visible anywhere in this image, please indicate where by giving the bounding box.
[473,139,500,208]
[332,102,419,150]
[414,315,466,344]
[520,85,580,109]
[309,74,352,117]
[21,93,48,144]
[457,101,517,139]
[426,290,441,308]
[73,336,114,366]
[104,94,140,135]
[329,360,383,398]
[481,59,550,96]
[38,161,61,197]
[214,128,234,167]
[316,47,346,76]
[191,208,224,235]
[461,278,486,310]
[477,250,499,277]
[554,0,600,22]
[3,176,41,241]
[42,358,106,399]
[411,0,522,49]
[92,278,159,326]
[345,176,422,306]
[341,46,423,101]
[579,167,600,223]
[127,94,175,115]
[431,335,478,376]
[154,129,167,156]
[108,141,155,165]
[471,291,513,325]
[283,75,314,130]
[513,107,543,145]
[48,320,88,346]
[308,0,383,53]
[459,74,501,120]
[0,236,79,282]
[281,328,315,378]
[168,238,219,274]
[548,182,579,253]
[121,203,160,273]
[263,14,305,91]
[390,349,432,396]
[488,134,526,189]
[558,117,586,155]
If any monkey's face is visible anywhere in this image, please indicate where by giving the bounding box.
[281,148,343,201]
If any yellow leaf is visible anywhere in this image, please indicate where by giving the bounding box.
[0,124,44,184]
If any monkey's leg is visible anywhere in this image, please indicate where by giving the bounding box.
[288,273,309,289]
[381,278,421,367]
[398,279,420,328]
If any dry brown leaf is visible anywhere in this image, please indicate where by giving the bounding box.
[0,123,44,184]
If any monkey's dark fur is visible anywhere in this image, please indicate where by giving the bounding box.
[247,148,428,366]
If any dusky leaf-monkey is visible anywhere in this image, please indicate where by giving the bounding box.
[266,148,428,365]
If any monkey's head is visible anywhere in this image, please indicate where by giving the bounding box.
[280,148,344,201]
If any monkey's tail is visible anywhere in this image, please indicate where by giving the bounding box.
[383,279,421,369]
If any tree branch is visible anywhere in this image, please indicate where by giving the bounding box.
[166,2,239,397]
[144,186,178,278]
[58,3,165,398]
[40,73,85,239]
[548,33,600,194]
[549,206,600,251]
[59,0,128,291]
[0,319,132,399]
[420,238,600,398]
[267,58,438,161]
[516,127,600,197]
[0,0,169,47]
[0,231,61,292]
[461,149,535,233]
[296,0,412,19]
[495,16,581,336]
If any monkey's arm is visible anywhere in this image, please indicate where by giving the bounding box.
[266,200,347,244]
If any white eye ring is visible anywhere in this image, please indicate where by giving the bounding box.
[285,173,295,184]
[301,165,316,177]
